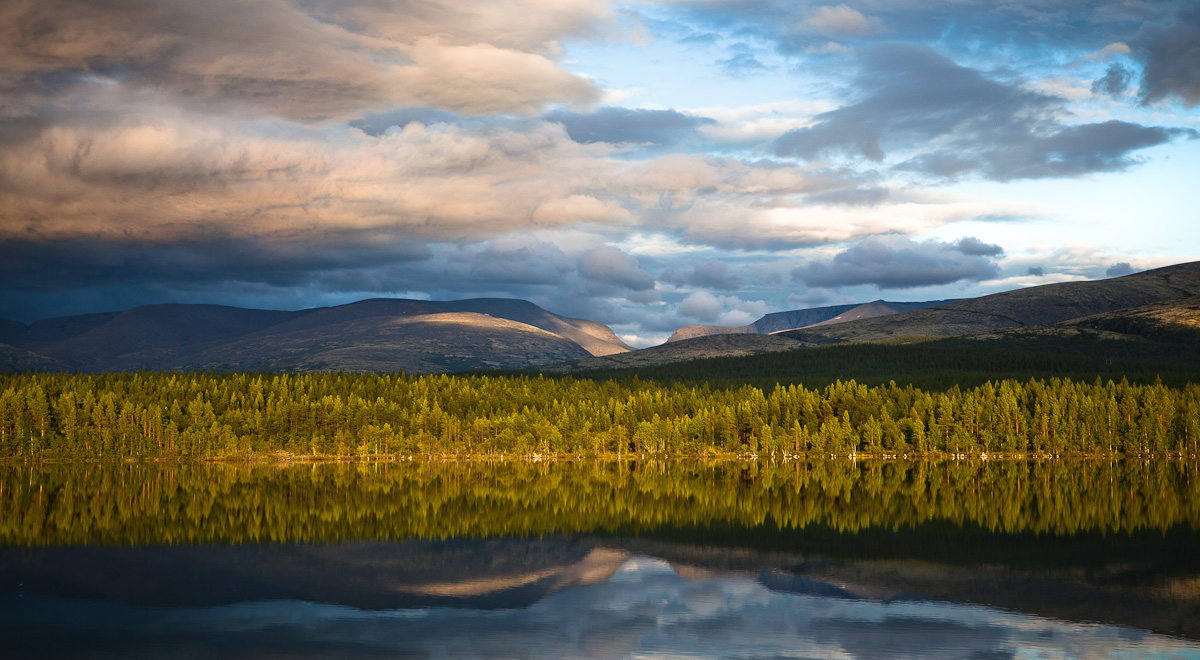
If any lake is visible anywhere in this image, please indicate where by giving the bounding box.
[2,459,1198,658]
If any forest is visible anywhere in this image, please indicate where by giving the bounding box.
[1,370,1197,459]
[561,332,1200,391]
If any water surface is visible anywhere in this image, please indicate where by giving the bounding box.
[2,459,1198,658]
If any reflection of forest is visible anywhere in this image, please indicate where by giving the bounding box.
[2,459,1197,545]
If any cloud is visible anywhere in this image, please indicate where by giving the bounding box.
[676,291,767,325]
[717,54,769,75]
[1092,64,1131,97]
[954,237,1004,257]
[578,245,656,291]
[793,234,1002,289]
[545,107,717,149]
[1086,42,1132,61]
[1106,262,1135,276]
[0,0,602,120]
[1026,266,1045,277]
[1136,7,1200,107]
[466,237,571,285]
[349,108,465,136]
[805,186,890,206]
[688,260,743,290]
[0,115,632,242]
[677,290,723,322]
[773,44,1191,180]
[801,5,882,36]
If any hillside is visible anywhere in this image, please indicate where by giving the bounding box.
[543,334,810,373]
[181,312,593,373]
[556,262,1200,389]
[668,300,954,342]
[0,298,628,374]
[1060,295,1200,341]
[780,262,1200,344]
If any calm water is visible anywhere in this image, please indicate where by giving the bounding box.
[2,459,1199,659]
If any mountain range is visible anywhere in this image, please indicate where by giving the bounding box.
[0,299,630,374]
[666,299,958,342]
[3,260,1198,375]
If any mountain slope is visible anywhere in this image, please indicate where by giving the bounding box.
[179,312,594,373]
[24,305,303,369]
[1,298,628,374]
[781,262,1200,344]
[804,300,947,328]
[217,298,631,358]
[1059,295,1200,341]
[668,300,955,342]
[668,304,858,342]
[545,334,810,373]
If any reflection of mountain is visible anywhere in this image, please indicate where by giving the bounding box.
[644,537,1200,641]
[0,540,628,611]
[6,533,1195,641]
[3,542,1199,660]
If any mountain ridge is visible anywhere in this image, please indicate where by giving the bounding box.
[780,261,1200,345]
[668,299,957,342]
[0,298,629,374]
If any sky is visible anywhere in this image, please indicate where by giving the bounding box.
[1,1,1198,346]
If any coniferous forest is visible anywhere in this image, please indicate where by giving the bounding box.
[1,371,1197,460]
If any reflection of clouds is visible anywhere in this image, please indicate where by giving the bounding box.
[4,557,1198,660]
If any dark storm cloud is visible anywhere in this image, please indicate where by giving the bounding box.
[955,237,1004,257]
[466,238,571,285]
[544,107,716,149]
[793,235,1001,289]
[1092,64,1131,97]
[1026,266,1045,277]
[577,245,656,292]
[1106,262,1136,277]
[0,235,434,321]
[1136,7,1200,107]
[774,44,1192,181]
[661,260,742,291]
[0,236,433,293]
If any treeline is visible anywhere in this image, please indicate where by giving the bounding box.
[1,371,1198,459]
[3,460,1197,545]
[569,333,1200,391]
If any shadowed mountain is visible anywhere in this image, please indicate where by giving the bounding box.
[0,344,68,373]
[1,298,629,374]
[23,305,302,370]
[781,262,1200,345]
[0,319,27,346]
[668,300,955,342]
